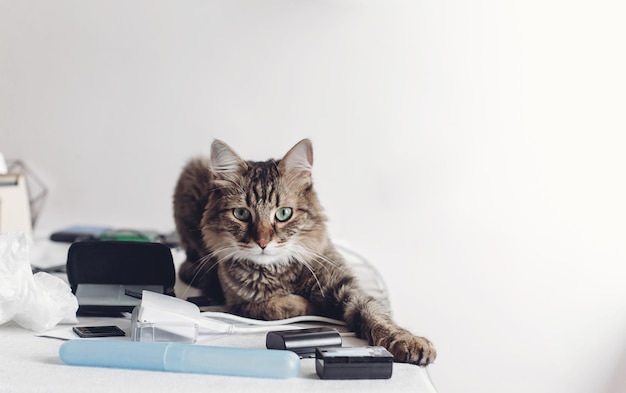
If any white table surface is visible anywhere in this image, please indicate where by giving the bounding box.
[0,236,438,393]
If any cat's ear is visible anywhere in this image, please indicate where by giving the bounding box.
[278,139,313,184]
[209,139,248,180]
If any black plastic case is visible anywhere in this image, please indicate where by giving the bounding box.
[66,241,176,315]
[315,346,394,380]
[266,327,342,358]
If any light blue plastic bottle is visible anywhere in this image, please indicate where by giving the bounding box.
[59,340,301,379]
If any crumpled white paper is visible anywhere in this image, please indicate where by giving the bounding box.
[0,232,78,331]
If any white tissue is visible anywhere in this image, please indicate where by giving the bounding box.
[0,232,78,331]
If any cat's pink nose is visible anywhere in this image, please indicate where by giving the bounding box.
[256,226,273,249]
[257,239,270,249]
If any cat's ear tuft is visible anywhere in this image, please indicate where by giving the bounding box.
[209,139,247,179]
[279,139,313,183]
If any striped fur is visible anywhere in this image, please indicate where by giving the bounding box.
[173,139,436,366]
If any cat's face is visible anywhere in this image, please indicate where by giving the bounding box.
[201,140,327,266]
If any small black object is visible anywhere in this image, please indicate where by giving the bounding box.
[186,295,214,307]
[73,325,126,338]
[266,327,342,358]
[124,288,144,299]
[315,346,394,380]
[50,226,110,242]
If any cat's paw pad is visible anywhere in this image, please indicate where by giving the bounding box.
[383,332,437,366]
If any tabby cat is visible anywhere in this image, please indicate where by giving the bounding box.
[173,139,436,366]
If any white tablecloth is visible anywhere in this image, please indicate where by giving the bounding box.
[0,236,438,393]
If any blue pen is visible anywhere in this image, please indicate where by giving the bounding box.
[59,340,301,379]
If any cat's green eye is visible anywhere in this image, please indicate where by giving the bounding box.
[275,207,293,222]
[233,208,251,222]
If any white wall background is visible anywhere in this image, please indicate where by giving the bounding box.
[2,1,626,392]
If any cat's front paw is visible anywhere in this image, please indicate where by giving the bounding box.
[378,331,437,366]
[251,294,315,320]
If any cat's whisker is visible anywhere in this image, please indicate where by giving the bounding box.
[295,255,326,298]
[285,246,329,297]
[291,244,345,273]
[213,246,247,263]
[181,253,216,297]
